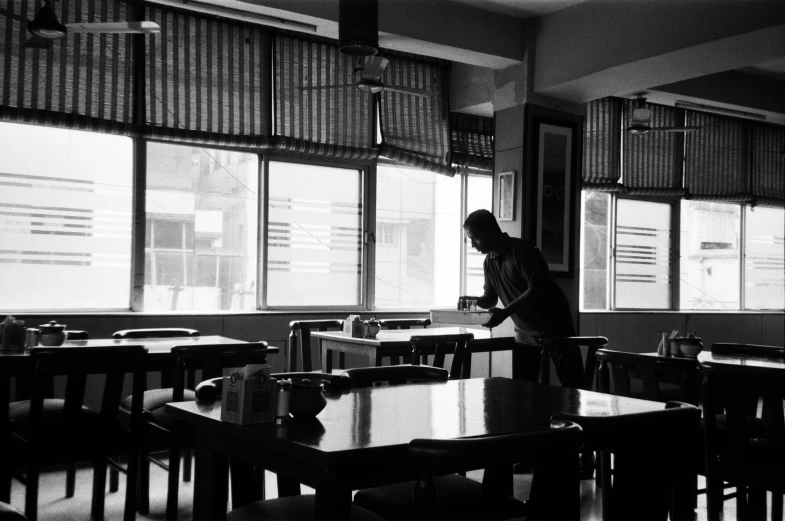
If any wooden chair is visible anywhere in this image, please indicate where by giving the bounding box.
[340,365,449,388]
[3,345,146,521]
[287,319,344,372]
[595,349,700,405]
[353,419,585,521]
[711,342,785,358]
[701,356,785,521]
[462,336,517,379]
[554,401,701,521]
[539,336,608,389]
[378,318,431,365]
[410,333,474,380]
[121,341,269,521]
[112,328,200,339]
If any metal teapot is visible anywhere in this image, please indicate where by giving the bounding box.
[38,320,67,346]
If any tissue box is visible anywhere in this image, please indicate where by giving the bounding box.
[221,365,277,425]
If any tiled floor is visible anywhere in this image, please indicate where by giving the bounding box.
[5,460,778,520]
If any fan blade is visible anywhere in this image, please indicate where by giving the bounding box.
[65,21,160,34]
[360,56,389,81]
[25,35,54,48]
[296,84,355,91]
[383,85,435,98]
[652,126,701,133]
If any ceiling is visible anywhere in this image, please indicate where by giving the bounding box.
[184,0,785,123]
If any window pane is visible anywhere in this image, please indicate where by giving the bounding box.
[145,144,258,312]
[615,199,671,309]
[267,162,363,307]
[744,206,784,310]
[376,165,460,309]
[0,123,132,310]
[465,176,492,296]
[679,201,740,310]
[580,191,610,310]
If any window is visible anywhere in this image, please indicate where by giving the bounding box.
[0,123,133,310]
[680,201,740,310]
[145,143,258,312]
[375,165,461,309]
[579,191,610,310]
[615,199,671,309]
[465,175,493,296]
[744,206,785,310]
[580,190,785,311]
[266,161,364,308]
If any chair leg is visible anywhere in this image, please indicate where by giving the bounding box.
[166,445,182,521]
[24,462,39,521]
[0,460,12,503]
[183,448,193,482]
[123,445,140,521]
[137,450,150,515]
[772,491,783,521]
[109,464,119,493]
[90,457,107,521]
[65,462,76,498]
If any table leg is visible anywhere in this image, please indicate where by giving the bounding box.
[194,434,229,521]
[321,342,333,373]
[229,458,258,509]
[337,352,346,370]
[314,478,351,520]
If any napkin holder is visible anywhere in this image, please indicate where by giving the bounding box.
[0,316,26,352]
[221,364,277,425]
[343,315,364,338]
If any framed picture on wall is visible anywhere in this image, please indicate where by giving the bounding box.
[525,105,581,276]
[497,171,515,221]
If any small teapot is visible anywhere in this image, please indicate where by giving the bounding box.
[289,378,327,419]
[38,320,68,347]
[675,333,703,358]
[364,318,381,339]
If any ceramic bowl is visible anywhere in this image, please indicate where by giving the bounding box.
[678,342,703,358]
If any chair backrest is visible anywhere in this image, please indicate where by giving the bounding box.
[112,328,200,339]
[410,333,474,380]
[287,319,344,372]
[540,336,608,389]
[463,337,517,379]
[28,345,147,445]
[378,318,431,330]
[64,330,89,340]
[409,420,584,521]
[341,365,448,388]
[554,402,700,521]
[170,342,269,402]
[711,342,785,358]
[700,361,785,479]
[595,349,700,405]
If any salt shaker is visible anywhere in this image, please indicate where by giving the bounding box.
[276,379,292,424]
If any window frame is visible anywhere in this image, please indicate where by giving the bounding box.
[260,152,374,312]
[582,189,783,312]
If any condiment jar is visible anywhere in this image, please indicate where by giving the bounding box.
[364,318,381,339]
[38,320,67,346]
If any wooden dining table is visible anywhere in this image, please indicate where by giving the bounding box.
[311,326,513,373]
[164,376,695,521]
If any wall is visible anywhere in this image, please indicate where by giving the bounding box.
[579,312,785,352]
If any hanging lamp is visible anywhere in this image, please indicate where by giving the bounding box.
[338,0,378,57]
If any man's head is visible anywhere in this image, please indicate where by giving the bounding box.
[463,209,503,254]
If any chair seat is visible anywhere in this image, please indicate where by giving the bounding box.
[121,388,197,413]
[8,399,129,464]
[353,474,527,521]
[226,495,386,521]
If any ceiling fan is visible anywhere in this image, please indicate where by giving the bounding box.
[21,0,160,49]
[298,55,437,98]
[625,95,700,135]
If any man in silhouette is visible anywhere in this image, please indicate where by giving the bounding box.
[463,209,583,387]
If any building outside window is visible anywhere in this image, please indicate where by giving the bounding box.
[145,143,258,312]
[0,123,133,310]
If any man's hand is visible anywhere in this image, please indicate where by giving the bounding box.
[482,307,509,329]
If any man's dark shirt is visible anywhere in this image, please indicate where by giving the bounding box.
[478,233,575,344]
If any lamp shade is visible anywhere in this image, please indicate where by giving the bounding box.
[27,0,67,39]
[338,0,378,57]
